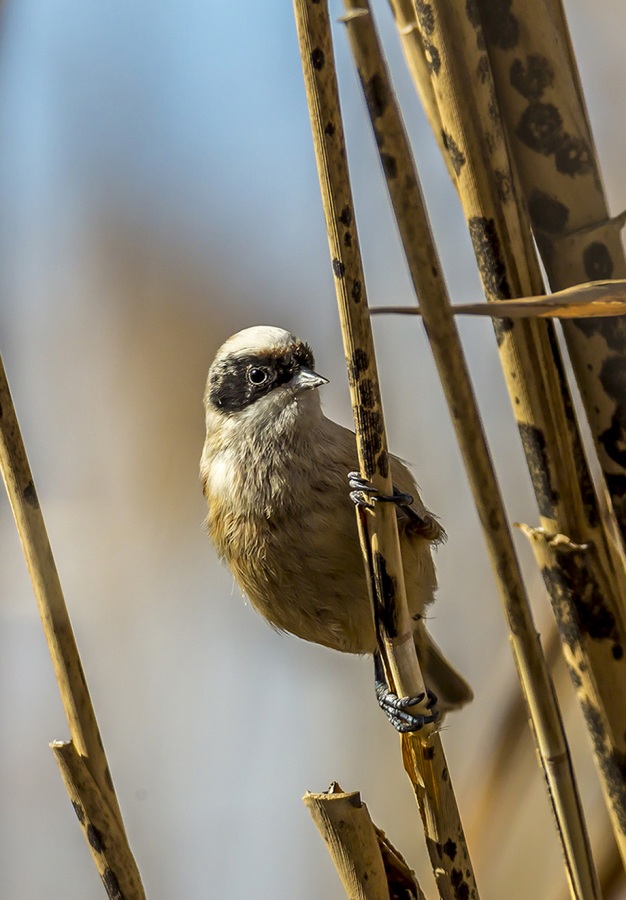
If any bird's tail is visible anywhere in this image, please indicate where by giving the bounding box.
[415,624,473,715]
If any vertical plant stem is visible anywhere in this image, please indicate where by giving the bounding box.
[401,0,626,868]
[0,357,145,898]
[342,3,600,897]
[475,0,626,546]
[292,1,479,896]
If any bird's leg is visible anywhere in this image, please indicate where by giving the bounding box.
[348,472,440,538]
[374,652,439,734]
[348,471,413,510]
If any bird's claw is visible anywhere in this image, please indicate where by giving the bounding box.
[348,471,414,510]
[377,685,440,734]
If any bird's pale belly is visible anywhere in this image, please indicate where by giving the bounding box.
[210,500,379,653]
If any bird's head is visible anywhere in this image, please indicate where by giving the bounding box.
[204,326,329,436]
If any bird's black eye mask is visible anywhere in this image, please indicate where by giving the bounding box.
[209,343,315,413]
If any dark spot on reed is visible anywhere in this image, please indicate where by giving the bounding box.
[23,480,38,508]
[351,348,369,376]
[451,867,470,899]
[528,190,569,233]
[381,153,398,180]
[442,131,466,175]
[72,801,85,825]
[492,316,514,346]
[510,54,554,100]
[555,134,592,176]
[581,699,626,831]
[423,39,441,75]
[477,0,519,51]
[87,824,105,853]
[373,552,400,638]
[311,48,325,71]
[365,73,388,119]
[415,0,435,35]
[102,867,122,899]
[332,259,345,279]
[468,217,511,298]
[376,453,389,479]
[583,241,613,281]
[518,423,558,516]
[516,102,563,154]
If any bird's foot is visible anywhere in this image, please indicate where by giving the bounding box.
[348,472,413,511]
[376,682,440,734]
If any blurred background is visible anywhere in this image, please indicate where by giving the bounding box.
[0,0,625,897]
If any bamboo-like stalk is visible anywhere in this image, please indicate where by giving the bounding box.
[292,2,478,897]
[0,357,145,899]
[400,0,626,868]
[303,782,425,900]
[342,4,599,897]
[474,0,626,547]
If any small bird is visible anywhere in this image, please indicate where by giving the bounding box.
[200,325,472,730]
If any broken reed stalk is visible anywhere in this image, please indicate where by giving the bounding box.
[342,4,599,898]
[402,0,626,868]
[304,782,425,900]
[475,0,626,547]
[292,1,478,897]
[0,357,145,899]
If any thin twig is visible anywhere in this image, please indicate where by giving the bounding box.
[371,278,626,318]
[0,357,145,898]
[342,3,600,898]
[292,1,479,897]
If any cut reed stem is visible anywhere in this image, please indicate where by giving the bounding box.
[304,782,425,899]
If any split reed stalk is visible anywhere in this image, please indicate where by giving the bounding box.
[0,357,145,899]
[342,3,599,897]
[400,0,626,867]
[475,0,626,547]
[292,1,478,896]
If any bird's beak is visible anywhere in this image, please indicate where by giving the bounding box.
[292,367,329,393]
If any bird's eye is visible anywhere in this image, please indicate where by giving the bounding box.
[248,367,269,385]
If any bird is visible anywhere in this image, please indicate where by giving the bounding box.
[200,325,472,730]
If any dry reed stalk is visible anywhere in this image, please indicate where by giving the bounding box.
[0,357,145,899]
[384,0,451,180]
[474,0,626,546]
[292,1,478,896]
[303,782,425,899]
[400,0,626,869]
[464,625,562,853]
[371,277,626,319]
[342,4,599,897]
